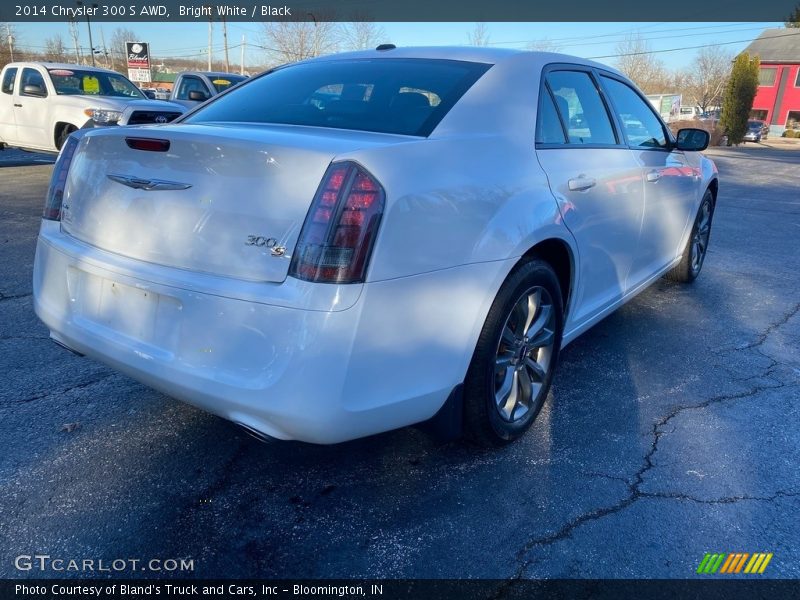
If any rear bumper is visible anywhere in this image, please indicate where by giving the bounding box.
[33,222,511,443]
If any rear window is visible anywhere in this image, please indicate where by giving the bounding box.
[184,58,491,137]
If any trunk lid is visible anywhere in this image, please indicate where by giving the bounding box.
[61,123,405,283]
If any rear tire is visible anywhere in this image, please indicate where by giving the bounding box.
[463,259,564,447]
[666,189,715,283]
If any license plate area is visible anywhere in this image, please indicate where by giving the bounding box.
[68,267,182,351]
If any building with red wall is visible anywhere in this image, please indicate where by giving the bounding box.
[742,29,800,133]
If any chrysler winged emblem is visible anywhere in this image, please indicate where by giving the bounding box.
[107,174,192,191]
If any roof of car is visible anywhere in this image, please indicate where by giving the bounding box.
[179,71,247,78]
[309,46,623,75]
[6,62,120,74]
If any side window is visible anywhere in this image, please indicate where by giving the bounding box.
[1,68,18,95]
[176,76,207,100]
[536,86,566,144]
[546,70,617,145]
[20,68,47,97]
[601,76,668,149]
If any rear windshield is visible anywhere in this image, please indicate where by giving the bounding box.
[184,58,491,137]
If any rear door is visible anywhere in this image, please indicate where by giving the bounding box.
[599,74,699,288]
[535,67,644,326]
[0,67,20,145]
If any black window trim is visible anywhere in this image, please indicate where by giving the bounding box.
[595,69,677,153]
[20,67,48,98]
[1,67,18,95]
[535,63,624,150]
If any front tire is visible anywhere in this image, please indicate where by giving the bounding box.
[464,259,564,446]
[56,125,77,151]
[666,189,715,283]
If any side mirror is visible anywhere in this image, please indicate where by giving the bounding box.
[187,90,209,102]
[22,83,46,97]
[675,128,710,152]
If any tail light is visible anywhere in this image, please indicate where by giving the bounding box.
[289,161,385,284]
[43,134,80,220]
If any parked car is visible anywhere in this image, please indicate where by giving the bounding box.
[33,48,718,445]
[678,105,703,120]
[744,119,768,142]
[139,88,157,100]
[169,71,247,108]
[0,62,185,152]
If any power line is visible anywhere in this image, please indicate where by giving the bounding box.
[588,29,800,59]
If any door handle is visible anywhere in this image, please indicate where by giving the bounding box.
[646,170,662,183]
[568,176,596,192]
[13,103,22,107]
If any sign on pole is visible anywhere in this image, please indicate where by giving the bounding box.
[126,42,151,83]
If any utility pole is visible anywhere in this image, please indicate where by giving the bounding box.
[68,20,82,64]
[222,18,229,72]
[100,26,112,69]
[76,1,97,66]
[5,24,13,62]
[240,34,245,75]
[207,17,212,70]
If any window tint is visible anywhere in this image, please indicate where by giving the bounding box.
[21,68,47,96]
[536,87,566,144]
[209,75,246,92]
[176,76,208,100]
[758,67,777,86]
[546,71,616,145]
[601,76,668,149]
[1,68,17,95]
[185,59,491,137]
[48,69,143,98]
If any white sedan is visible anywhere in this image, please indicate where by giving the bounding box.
[33,47,718,445]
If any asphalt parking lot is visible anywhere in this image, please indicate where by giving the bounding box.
[1,143,798,581]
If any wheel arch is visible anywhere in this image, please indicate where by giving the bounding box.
[519,237,575,320]
[53,121,78,150]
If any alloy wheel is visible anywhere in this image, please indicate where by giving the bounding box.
[493,286,556,423]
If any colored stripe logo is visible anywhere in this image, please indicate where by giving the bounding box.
[697,552,773,574]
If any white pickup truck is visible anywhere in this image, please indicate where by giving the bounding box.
[0,62,185,153]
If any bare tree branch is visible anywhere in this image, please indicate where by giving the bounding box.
[340,20,387,51]
[614,34,670,94]
[261,16,340,65]
[466,23,490,47]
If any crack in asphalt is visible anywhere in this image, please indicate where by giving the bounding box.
[738,301,800,351]
[638,489,800,505]
[13,373,117,404]
[0,291,32,301]
[489,300,800,596]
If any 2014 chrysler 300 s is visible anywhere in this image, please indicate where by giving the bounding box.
[33,47,718,446]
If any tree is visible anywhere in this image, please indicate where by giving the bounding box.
[340,20,387,51]
[526,39,562,52]
[683,46,732,112]
[110,27,140,71]
[614,34,670,94]
[466,23,490,46]
[786,4,799,26]
[1,22,17,66]
[261,18,339,65]
[719,52,760,145]
[44,35,68,62]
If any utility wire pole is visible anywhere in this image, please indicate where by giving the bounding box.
[223,17,229,72]
[5,23,13,62]
[240,34,245,75]
[207,16,212,70]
